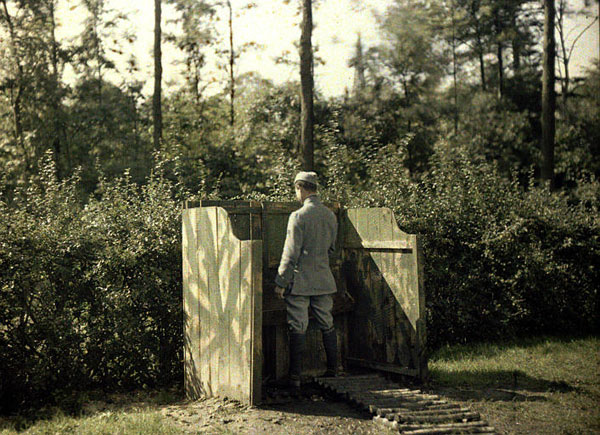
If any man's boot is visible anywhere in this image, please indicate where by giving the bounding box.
[322,327,338,377]
[288,332,305,388]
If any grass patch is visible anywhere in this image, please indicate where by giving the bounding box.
[0,410,182,435]
[0,389,185,435]
[428,335,600,434]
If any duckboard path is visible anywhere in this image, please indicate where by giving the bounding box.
[315,374,497,435]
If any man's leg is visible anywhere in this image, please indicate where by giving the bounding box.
[285,295,309,387]
[310,295,338,376]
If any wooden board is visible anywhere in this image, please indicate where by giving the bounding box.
[182,208,202,398]
[343,208,427,379]
[183,206,262,404]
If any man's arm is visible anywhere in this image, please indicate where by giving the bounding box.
[275,212,303,289]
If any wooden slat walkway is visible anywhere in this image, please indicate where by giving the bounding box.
[315,374,496,435]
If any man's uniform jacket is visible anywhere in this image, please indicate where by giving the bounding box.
[275,195,338,296]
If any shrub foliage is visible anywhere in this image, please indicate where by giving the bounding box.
[1,148,598,412]
[0,156,183,413]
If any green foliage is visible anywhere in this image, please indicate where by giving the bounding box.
[440,91,540,179]
[1,0,599,414]
[356,146,599,349]
[0,153,183,413]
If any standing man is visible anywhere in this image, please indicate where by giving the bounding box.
[275,171,338,388]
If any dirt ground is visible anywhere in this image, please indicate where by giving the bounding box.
[157,382,396,434]
[152,381,598,435]
[62,370,597,435]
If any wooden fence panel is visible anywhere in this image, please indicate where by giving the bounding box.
[183,206,262,404]
[343,207,427,379]
[182,208,201,398]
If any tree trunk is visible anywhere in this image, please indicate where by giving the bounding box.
[541,0,556,187]
[228,0,235,127]
[476,35,486,91]
[511,12,521,73]
[497,41,504,98]
[300,0,314,171]
[451,1,458,134]
[353,33,366,94]
[49,0,68,178]
[153,0,163,149]
[495,10,504,98]
[1,0,28,169]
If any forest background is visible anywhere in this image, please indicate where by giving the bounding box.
[0,0,598,414]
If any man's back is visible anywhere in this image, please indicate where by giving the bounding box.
[276,195,337,296]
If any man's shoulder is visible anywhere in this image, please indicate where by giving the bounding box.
[301,201,335,221]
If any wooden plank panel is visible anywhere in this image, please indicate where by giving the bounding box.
[389,250,418,330]
[392,251,414,369]
[249,240,263,405]
[237,240,252,400]
[217,208,243,399]
[370,250,385,362]
[265,213,290,268]
[213,208,225,396]
[379,252,398,364]
[231,238,262,403]
[205,208,221,397]
[413,234,428,379]
[200,206,263,404]
[343,208,412,249]
[182,208,202,399]
[343,207,426,376]
[217,209,228,397]
[275,325,288,380]
[198,208,216,396]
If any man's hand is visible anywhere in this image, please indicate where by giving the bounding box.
[275,286,286,300]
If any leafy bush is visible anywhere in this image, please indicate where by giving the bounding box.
[353,145,599,349]
[0,154,183,413]
[1,142,598,412]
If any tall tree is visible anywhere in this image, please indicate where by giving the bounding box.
[227,0,235,127]
[46,0,70,177]
[375,1,445,120]
[456,0,493,91]
[0,0,71,179]
[541,0,555,186]
[350,34,366,94]
[76,0,124,105]
[299,0,314,171]
[435,0,465,134]
[0,0,26,168]
[166,0,216,102]
[153,0,163,149]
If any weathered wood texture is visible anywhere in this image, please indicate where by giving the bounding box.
[183,202,426,405]
[342,208,427,379]
[182,206,262,404]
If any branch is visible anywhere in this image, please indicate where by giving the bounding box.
[566,17,599,62]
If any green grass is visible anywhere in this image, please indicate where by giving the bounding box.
[428,335,600,434]
[0,410,182,435]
